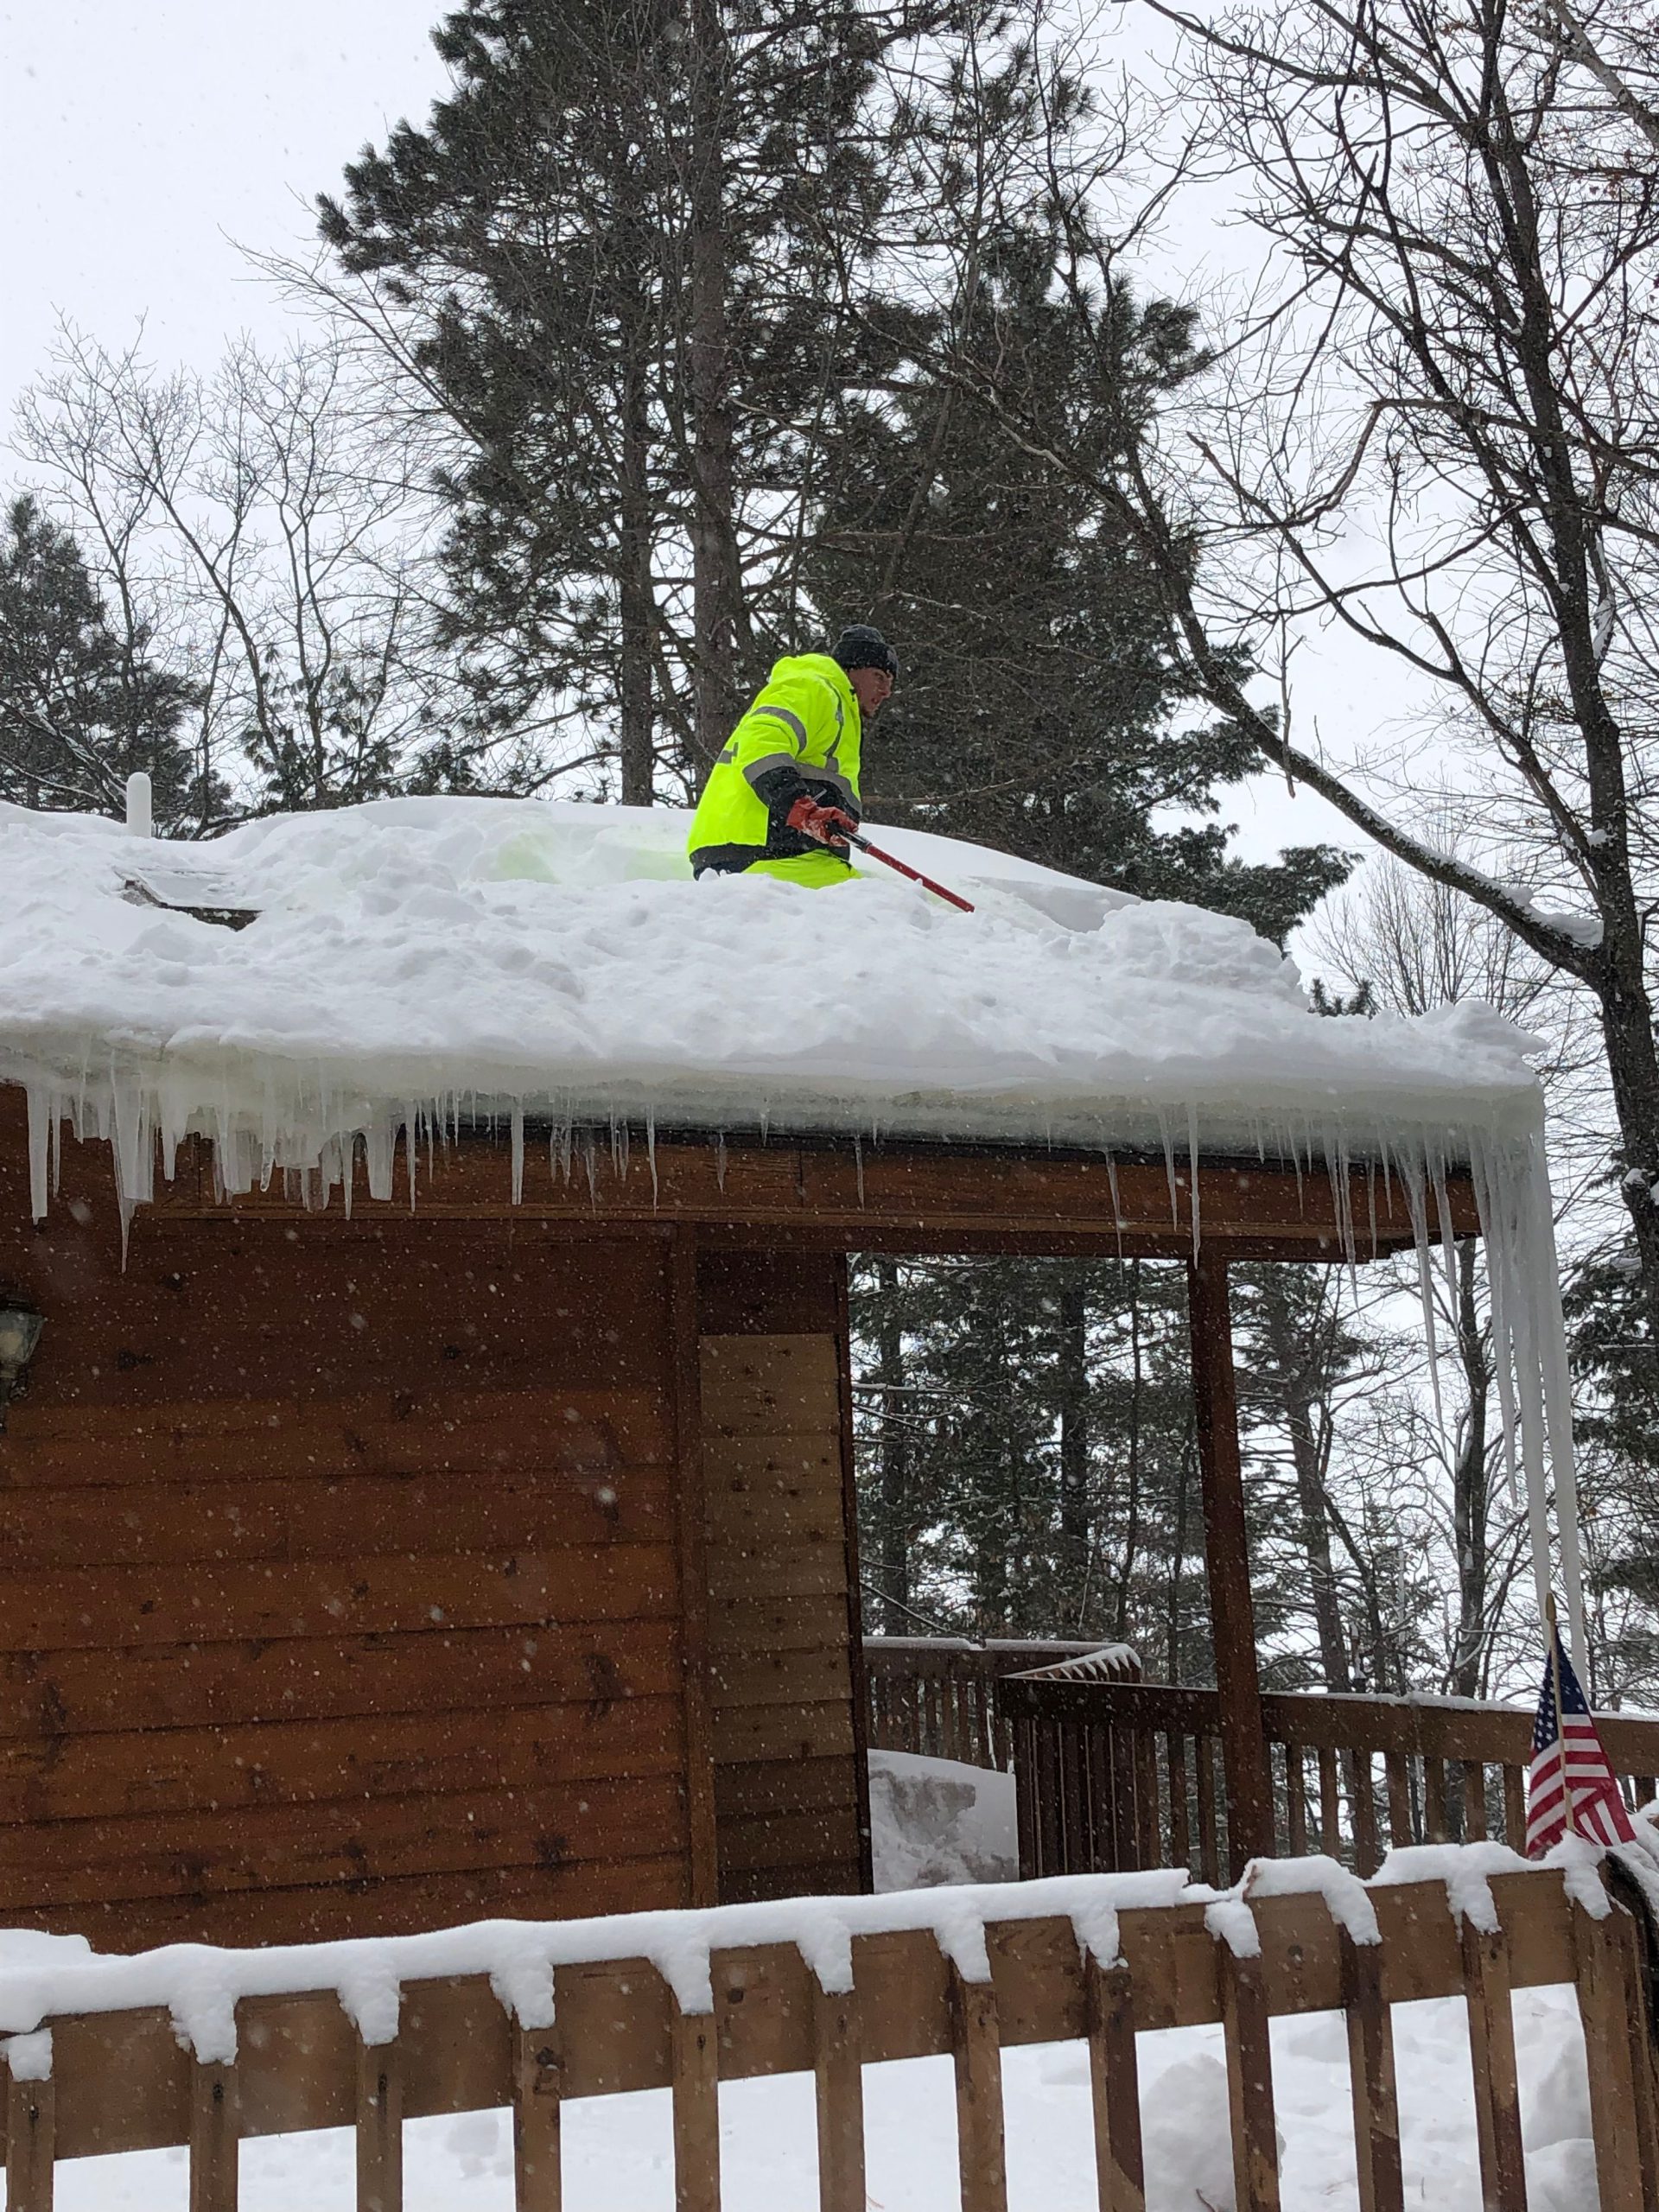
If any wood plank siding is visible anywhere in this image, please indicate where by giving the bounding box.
[0,1115,696,1947]
[0,1082,1465,1944]
[696,1252,868,1903]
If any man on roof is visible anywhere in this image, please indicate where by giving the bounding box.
[687,626,897,887]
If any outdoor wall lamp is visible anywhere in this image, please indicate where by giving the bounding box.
[0,1304,44,1432]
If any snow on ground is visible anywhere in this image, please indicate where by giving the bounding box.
[869,1748,1019,1889]
[0,794,1545,1212]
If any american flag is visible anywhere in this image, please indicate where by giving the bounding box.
[1526,1621,1637,1855]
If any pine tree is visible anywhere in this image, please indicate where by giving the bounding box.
[813,224,1349,925]
[317,0,920,798]
[0,496,206,827]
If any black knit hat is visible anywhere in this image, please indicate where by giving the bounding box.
[830,624,898,679]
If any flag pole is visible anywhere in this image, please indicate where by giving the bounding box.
[1547,1592,1577,1838]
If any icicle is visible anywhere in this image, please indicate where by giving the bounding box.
[853,1134,864,1208]
[715,1132,727,1192]
[1397,1147,1447,1437]
[1185,1102,1201,1260]
[1104,1153,1124,1260]
[646,1112,658,1208]
[24,1084,50,1222]
[1159,1109,1179,1229]
[581,1129,598,1209]
[510,1105,525,1207]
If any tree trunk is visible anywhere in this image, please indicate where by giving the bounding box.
[872,1257,912,1637]
[684,0,745,762]
[1449,1238,1492,1700]
[1259,1275,1352,1694]
[1115,1262,1144,1646]
[1056,1274,1089,1600]
[617,315,656,805]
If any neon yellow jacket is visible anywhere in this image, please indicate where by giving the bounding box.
[688,653,863,876]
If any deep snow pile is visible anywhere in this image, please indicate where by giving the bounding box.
[0,791,1585,1655]
[868,1749,1019,1889]
[0,793,1544,1201]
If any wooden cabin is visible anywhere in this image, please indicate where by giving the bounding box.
[0,794,1535,1950]
[0,1092,1480,1949]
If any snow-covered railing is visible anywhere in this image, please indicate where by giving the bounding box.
[863,1639,1137,1770]
[0,1853,1652,2211]
[1001,1671,1659,1884]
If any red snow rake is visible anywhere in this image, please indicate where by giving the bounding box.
[841,830,975,912]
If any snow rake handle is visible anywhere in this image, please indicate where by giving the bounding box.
[841,830,975,912]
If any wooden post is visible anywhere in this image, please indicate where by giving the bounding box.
[1573,1902,1647,2212]
[1218,1944,1281,2212]
[1187,1254,1274,1873]
[512,2020,563,2212]
[1459,1920,1526,2211]
[834,1254,876,1894]
[188,2060,239,2212]
[354,2032,403,2212]
[812,1979,866,2212]
[1086,1956,1146,2212]
[4,2070,54,2212]
[1339,1931,1403,2212]
[948,1963,1007,2212]
[670,1229,720,1907]
[670,2002,722,2212]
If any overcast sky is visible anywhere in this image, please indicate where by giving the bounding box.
[1,0,1373,900]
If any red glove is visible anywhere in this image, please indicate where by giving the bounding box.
[786,795,857,848]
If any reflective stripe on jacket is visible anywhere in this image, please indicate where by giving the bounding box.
[688,653,863,876]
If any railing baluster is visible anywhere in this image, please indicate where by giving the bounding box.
[1219,1942,1281,2211]
[1340,1929,1403,2212]
[1384,1751,1414,1848]
[1285,1745,1306,1857]
[1086,1722,1114,1872]
[1134,1727,1159,1867]
[1034,1712,1063,1878]
[1015,1715,1039,1879]
[1422,1758,1448,1845]
[5,2068,55,2212]
[1573,1900,1647,2212]
[813,1979,866,2212]
[671,1999,722,2212]
[1196,1736,1220,1886]
[948,1964,1007,2212]
[1460,1921,1526,2211]
[1461,1761,1487,1843]
[1319,1747,1341,1858]
[1501,1766,1526,1853]
[1351,1754,1380,1877]
[1168,1732,1192,1869]
[512,2020,563,2212]
[354,2030,404,2212]
[1086,1956,1145,2212]
[189,2058,239,2212]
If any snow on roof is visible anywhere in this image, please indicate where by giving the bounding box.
[0,793,1542,1197]
[0,793,1587,1675]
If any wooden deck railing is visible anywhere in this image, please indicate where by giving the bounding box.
[1001,1671,1659,1882]
[863,1638,1137,1770]
[1,1860,1654,2211]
